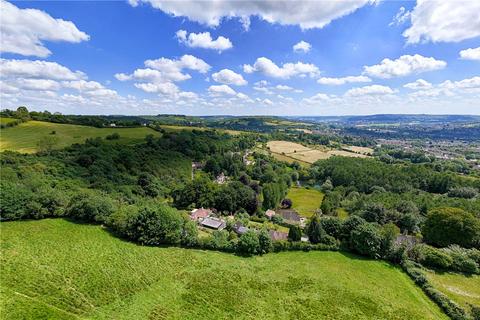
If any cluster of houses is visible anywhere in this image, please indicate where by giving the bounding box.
[189,206,309,241]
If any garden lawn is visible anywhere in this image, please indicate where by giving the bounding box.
[0,120,160,153]
[287,187,324,217]
[0,219,447,320]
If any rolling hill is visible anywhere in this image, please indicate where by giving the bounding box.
[1,219,447,320]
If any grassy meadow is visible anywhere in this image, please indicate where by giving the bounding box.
[426,271,480,313]
[0,117,18,125]
[287,187,324,217]
[0,120,160,153]
[0,219,447,320]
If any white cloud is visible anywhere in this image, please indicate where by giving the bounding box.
[403,79,432,90]
[130,0,376,30]
[212,69,247,86]
[409,77,480,99]
[276,85,293,90]
[345,85,395,97]
[389,6,410,27]
[134,82,179,96]
[0,0,89,57]
[293,41,311,53]
[0,58,85,80]
[176,30,232,52]
[303,93,334,104]
[459,47,480,61]
[263,98,273,105]
[363,54,446,79]
[243,57,320,79]
[317,75,371,85]
[403,0,480,44]
[116,55,210,97]
[208,84,237,96]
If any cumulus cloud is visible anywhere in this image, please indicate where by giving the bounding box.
[176,30,233,52]
[0,57,121,112]
[212,69,247,86]
[243,57,320,79]
[276,85,293,90]
[293,41,311,53]
[459,47,480,61]
[0,0,89,57]
[317,75,371,85]
[302,93,335,105]
[129,0,376,30]
[363,54,446,79]
[403,79,432,90]
[208,84,237,96]
[403,0,480,44]
[116,54,210,96]
[263,98,273,105]
[409,76,480,99]
[0,58,85,81]
[345,85,395,97]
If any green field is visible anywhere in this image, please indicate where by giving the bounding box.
[426,270,480,313]
[0,120,160,153]
[0,219,447,319]
[0,117,18,125]
[161,124,242,135]
[287,187,324,217]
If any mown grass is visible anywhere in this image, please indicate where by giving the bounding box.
[287,187,324,217]
[0,120,160,153]
[0,219,447,320]
[426,270,480,312]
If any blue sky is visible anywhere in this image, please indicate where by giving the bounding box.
[1,0,479,115]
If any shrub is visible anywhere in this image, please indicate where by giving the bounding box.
[448,187,478,199]
[443,245,479,274]
[320,216,343,239]
[66,192,114,223]
[258,229,272,254]
[126,205,184,245]
[237,230,260,256]
[281,198,292,209]
[288,225,302,242]
[106,133,120,140]
[418,245,453,270]
[350,223,383,259]
[423,207,480,248]
[306,214,325,244]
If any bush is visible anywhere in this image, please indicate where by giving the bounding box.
[448,187,478,199]
[66,192,114,223]
[306,214,325,244]
[350,223,383,259]
[320,216,343,239]
[423,207,480,248]
[418,245,453,270]
[237,230,260,256]
[281,198,292,209]
[443,245,479,274]
[258,229,272,254]
[288,225,302,241]
[106,132,120,140]
[125,205,184,245]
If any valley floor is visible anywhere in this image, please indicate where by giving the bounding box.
[0,219,448,319]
